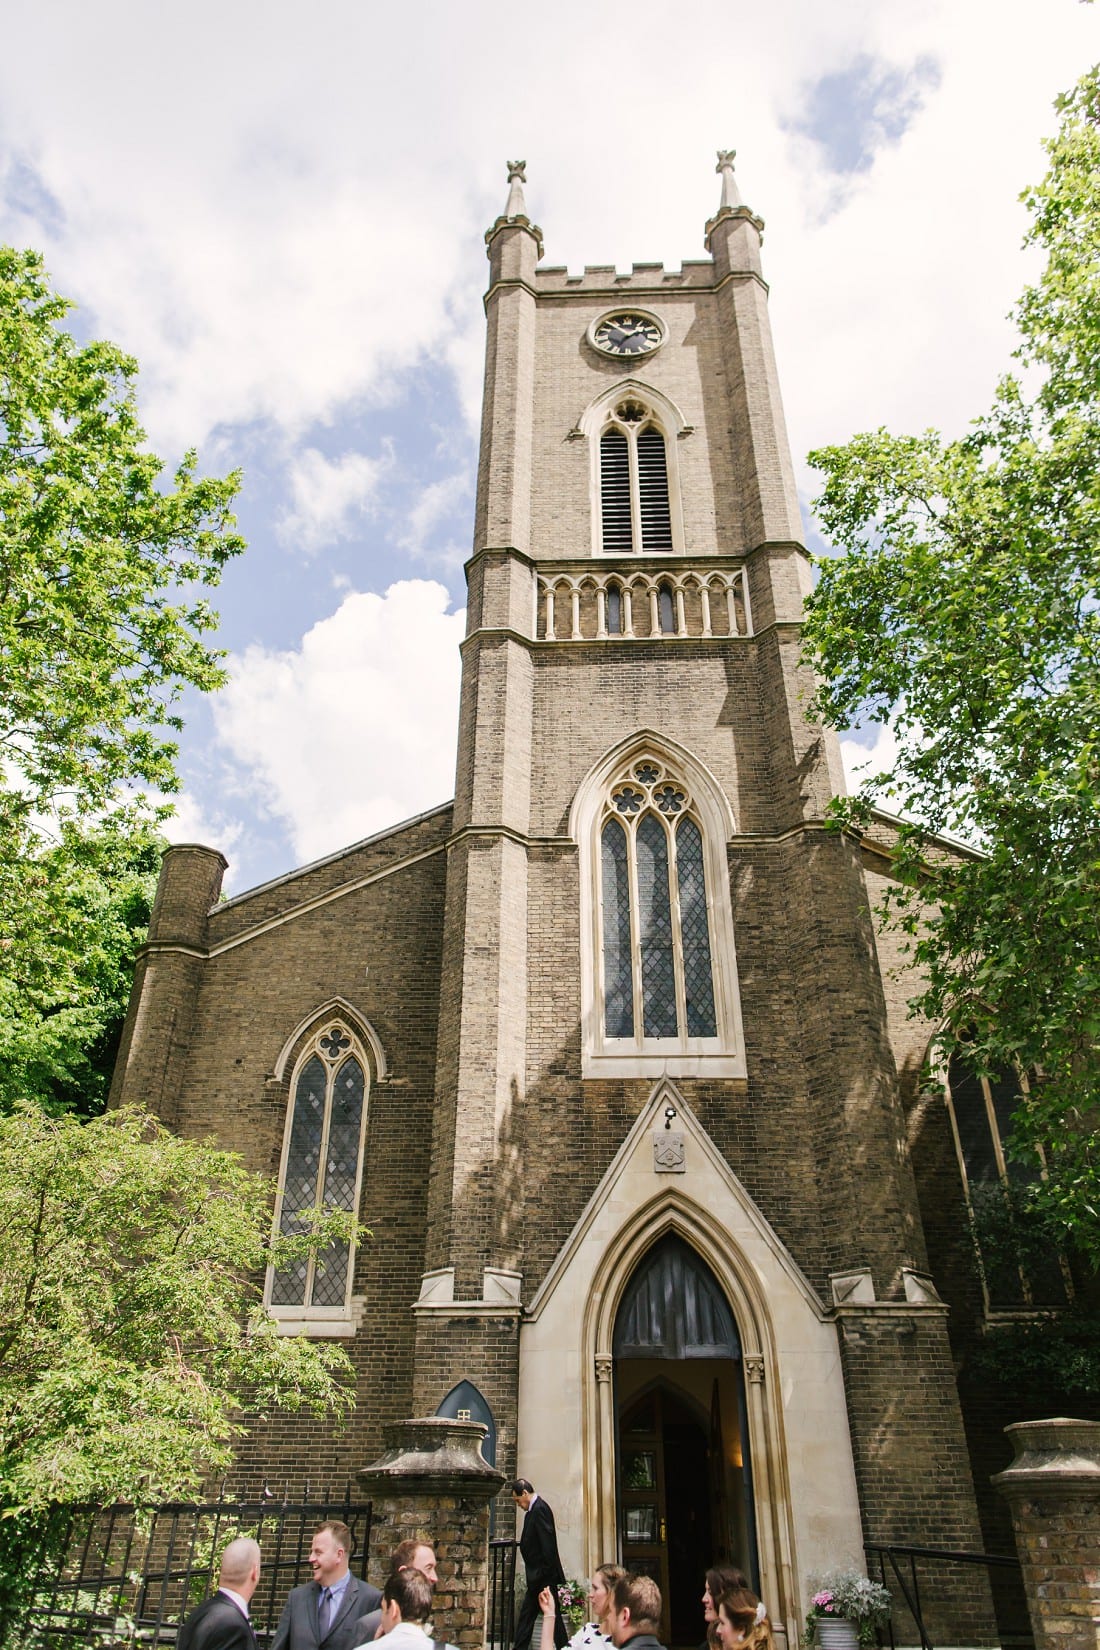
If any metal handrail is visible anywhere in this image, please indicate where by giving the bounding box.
[867,1542,1022,1650]
[488,1538,518,1650]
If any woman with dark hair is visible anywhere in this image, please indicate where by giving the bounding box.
[702,1568,754,1649]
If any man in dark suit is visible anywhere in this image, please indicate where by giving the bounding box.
[352,1538,438,1644]
[511,1479,567,1650]
[179,1537,261,1650]
[272,1521,382,1650]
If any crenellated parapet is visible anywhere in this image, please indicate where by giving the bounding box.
[533,260,745,295]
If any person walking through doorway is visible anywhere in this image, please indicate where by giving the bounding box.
[511,1479,567,1650]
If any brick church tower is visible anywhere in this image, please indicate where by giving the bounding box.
[112,159,1002,1646]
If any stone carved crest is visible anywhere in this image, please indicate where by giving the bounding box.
[653,1131,686,1173]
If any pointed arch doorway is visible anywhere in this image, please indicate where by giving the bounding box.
[614,1235,758,1647]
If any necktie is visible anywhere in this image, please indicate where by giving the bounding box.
[319,1587,333,1639]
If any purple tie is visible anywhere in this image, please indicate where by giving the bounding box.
[319,1587,333,1638]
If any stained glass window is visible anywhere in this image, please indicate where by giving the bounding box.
[637,816,677,1037]
[598,758,720,1047]
[602,820,634,1039]
[269,1024,368,1314]
[677,818,717,1036]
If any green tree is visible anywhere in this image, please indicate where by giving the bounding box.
[800,69,1100,1261]
[0,245,243,829]
[0,246,243,1111]
[0,1103,356,1513]
[0,822,161,1115]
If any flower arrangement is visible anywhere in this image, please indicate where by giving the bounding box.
[557,1579,588,1634]
[802,1571,891,1647]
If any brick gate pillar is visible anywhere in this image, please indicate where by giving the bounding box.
[359,1417,505,1650]
[992,1417,1100,1650]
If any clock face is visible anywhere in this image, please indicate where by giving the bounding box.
[590,312,664,358]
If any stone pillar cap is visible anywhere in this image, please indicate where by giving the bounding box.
[993,1416,1100,1489]
[359,1416,505,1499]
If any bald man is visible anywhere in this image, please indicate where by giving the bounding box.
[179,1537,261,1650]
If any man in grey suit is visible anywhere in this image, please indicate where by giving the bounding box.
[272,1521,382,1650]
[179,1537,261,1650]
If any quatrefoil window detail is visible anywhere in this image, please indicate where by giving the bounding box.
[633,762,661,785]
[655,785,686,814]
[319,1027,351,1060]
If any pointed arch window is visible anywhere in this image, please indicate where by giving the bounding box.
[578,745,745,1077]
[599,758,721,1049]
[266,1019,369,1331]
[614,1235,741,1360]
[599,400,675,554]
[945,1047,1069,1311]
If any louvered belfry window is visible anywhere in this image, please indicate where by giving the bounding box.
[268,1021,368,1315]
[601,430,633,552]
[599,757,718,1046]
[599,404,674,553]
[637,428,673,548]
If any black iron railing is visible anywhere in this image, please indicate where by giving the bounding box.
[868,1542,1024,1650]
[488,1538,518,1650]
[5,1487,372,1650]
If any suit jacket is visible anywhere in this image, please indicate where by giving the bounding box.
[351,1606,382,1645]
[178,1590,256,1650]
[519,1497,566,1593]
[272,1576,383,1650]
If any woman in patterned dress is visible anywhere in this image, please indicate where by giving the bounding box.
[537,1565,626,1650]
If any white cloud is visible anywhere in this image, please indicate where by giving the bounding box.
[840,722,901,801]
[2,1,1092,462]
[211,580,465,864]
[160,791,246,862]
[277,446,391,555]
[1,0,1093,888]
[399,472,472,569]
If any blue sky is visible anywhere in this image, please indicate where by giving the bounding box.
[1,1,1095,891]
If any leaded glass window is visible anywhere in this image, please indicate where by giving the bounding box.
[945,1048,1068,1310]
[599,758,719,1046]
[268,1021,368,1316]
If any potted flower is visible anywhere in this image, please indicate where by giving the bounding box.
[803,1570,891,1650]
[557,1579,588,1636]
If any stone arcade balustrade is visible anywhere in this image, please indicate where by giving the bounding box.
[535,558,752,642]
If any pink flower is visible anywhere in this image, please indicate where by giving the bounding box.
[812,1592,834,1610]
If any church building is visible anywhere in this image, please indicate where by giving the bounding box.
[113,158,1044,1648]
